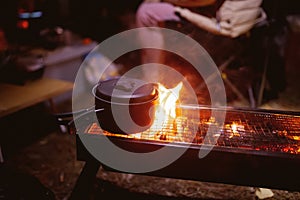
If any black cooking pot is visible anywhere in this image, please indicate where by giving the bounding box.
[92,78,158,134]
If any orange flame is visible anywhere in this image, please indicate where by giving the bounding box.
[154,82,185,141]
[153,82,183,126]
[131,82,186,141]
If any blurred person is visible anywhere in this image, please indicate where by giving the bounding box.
[136,0,266,89]
[136,0,292,103]
[136,0,266,82]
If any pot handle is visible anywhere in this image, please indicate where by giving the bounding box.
[54,107,91,122]
[53,106,95,126]
[67,108,104,135]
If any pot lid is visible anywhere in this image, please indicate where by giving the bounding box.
[94,78,158,104]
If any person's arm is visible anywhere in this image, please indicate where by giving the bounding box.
[174,7,230,36]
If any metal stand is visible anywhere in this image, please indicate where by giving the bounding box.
[68,160,100,200]
[197,55,254,107]
[257,37,270,106]
[0,145,4,163]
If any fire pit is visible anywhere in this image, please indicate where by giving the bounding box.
[68,104,300,200]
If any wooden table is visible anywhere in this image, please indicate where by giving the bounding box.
[0,78,73,118]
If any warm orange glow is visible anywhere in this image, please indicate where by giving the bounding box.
[291,136,300,141]
[225,122,244,138]
[154,82,182,124]
[278,130,300,141]
[131,82,187,142]
[282,146,300,154]
[231,123,238,134]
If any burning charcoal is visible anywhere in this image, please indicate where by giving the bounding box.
[194,135,203,144]
[160,134,167,140]
[277,130,288,138]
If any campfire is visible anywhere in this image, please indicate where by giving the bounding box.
[86,82,197,143]
[83,82,300,155]
[132,82,189,142]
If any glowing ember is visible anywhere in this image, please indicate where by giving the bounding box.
[205,116,216,125]
[278,130,300,141]
[282,146,300,154]
[225,122,245,138]
[291,136,300,141]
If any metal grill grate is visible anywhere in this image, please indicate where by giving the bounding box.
[84,107,300,154]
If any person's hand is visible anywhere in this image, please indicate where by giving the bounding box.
[218,0,263,25]
[174,6,190,17]
[174,6,225,35]
[175,0,266,38]
[217,0,266,37]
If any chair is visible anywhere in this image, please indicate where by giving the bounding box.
[159,5,281,108]
[157,21,249,107]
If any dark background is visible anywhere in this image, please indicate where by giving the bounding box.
[1,0,299,43]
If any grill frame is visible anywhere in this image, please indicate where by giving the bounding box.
[76,133,300,192]
[69,106,300,200]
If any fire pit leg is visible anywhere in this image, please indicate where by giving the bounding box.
[68,160,100,200]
